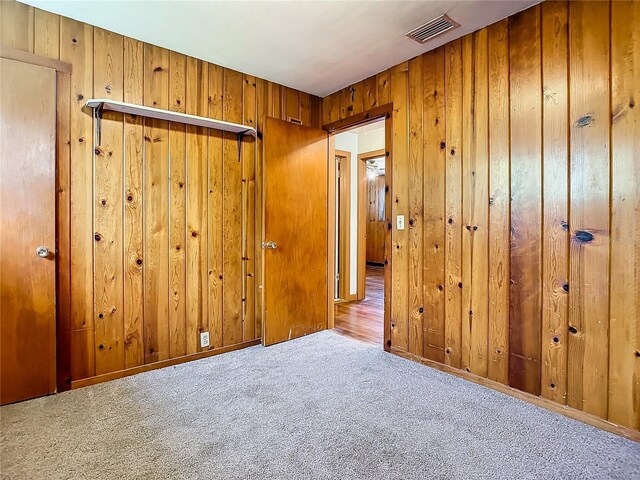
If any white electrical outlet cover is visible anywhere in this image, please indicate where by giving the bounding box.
[200,331,210,348]
[397,215,405,230]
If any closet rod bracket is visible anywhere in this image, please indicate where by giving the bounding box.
[94,103,104,146]
[237,132,244,161]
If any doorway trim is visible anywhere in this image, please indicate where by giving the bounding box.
[1,46,73,393]
[334,149,353,302]
[323,103,393,351]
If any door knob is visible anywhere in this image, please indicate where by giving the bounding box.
[35,246,51,258]
[262,240,277,250]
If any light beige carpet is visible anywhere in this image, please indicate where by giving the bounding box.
[1,331,639,479]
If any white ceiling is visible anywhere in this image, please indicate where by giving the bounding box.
[23,0,539,97]
[349,118,385,134]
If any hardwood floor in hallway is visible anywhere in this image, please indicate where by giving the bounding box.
[334,266,384,346]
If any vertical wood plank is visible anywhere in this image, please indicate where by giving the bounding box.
[309,94,322,128]
[567,0,610,418]
[284,87,300,121]
[143,44,170,363]
[60,17,95,379]
[243,74,257,342]
[609,0,640,430]
[299,91,311,126]
[460,35,473,372]
[423,48,447,364]
[390,62,409,351]
[168,51,187,358]
[443,39,463,369]
[509,6,542,395]
[487,19,511,385]
[93,28,124,375]
[169,52,186,113]
[541,1,569,403]
[208,64,224,349]
[567,2,610,417]
[269,82,282,120]
[363,75,378,110]
[0,0,34,52]
[322,92,340,125]
[185,57,209,354]
[338,88,348,119]
[377,69,391,105]
[322,95,333,125]
[123,37,144,369]
[222,68,244,346]
[462,30,490,377]
[56,69,72,389]
[346,81,364,116]
[407,55,424,357]
[331,90,342,121]
[383,103,393,350]
[34,9,59,60]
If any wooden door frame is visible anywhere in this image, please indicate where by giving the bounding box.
[335,149,353,302]
[357,148,386,300]
[1,47,73,393]
[323,104,393,351]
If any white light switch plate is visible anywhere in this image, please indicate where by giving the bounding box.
[200,331,210,348]
[397,215,405,230]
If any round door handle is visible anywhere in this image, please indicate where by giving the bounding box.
[263,240,277,250]
[35,246,51,259]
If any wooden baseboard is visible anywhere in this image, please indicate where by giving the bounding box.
[71,339,261,389]
[390,347,640,443]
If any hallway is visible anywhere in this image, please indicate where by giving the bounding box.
[334,266,384,346]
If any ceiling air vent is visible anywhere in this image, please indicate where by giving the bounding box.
[405,14,460,44]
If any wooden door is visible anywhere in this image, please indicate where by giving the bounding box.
[1,58,57,405]
[262,117,329,345]
[366,175,386,264]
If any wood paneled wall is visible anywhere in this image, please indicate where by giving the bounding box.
[0,0,321,384]
[323,0,639,431]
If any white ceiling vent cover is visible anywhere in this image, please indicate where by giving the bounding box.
[405,14,460,44]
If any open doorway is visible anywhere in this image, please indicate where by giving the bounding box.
[332,118,386,346]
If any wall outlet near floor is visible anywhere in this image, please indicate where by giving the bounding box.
[396,215,405,230]
[200,331,210,348]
